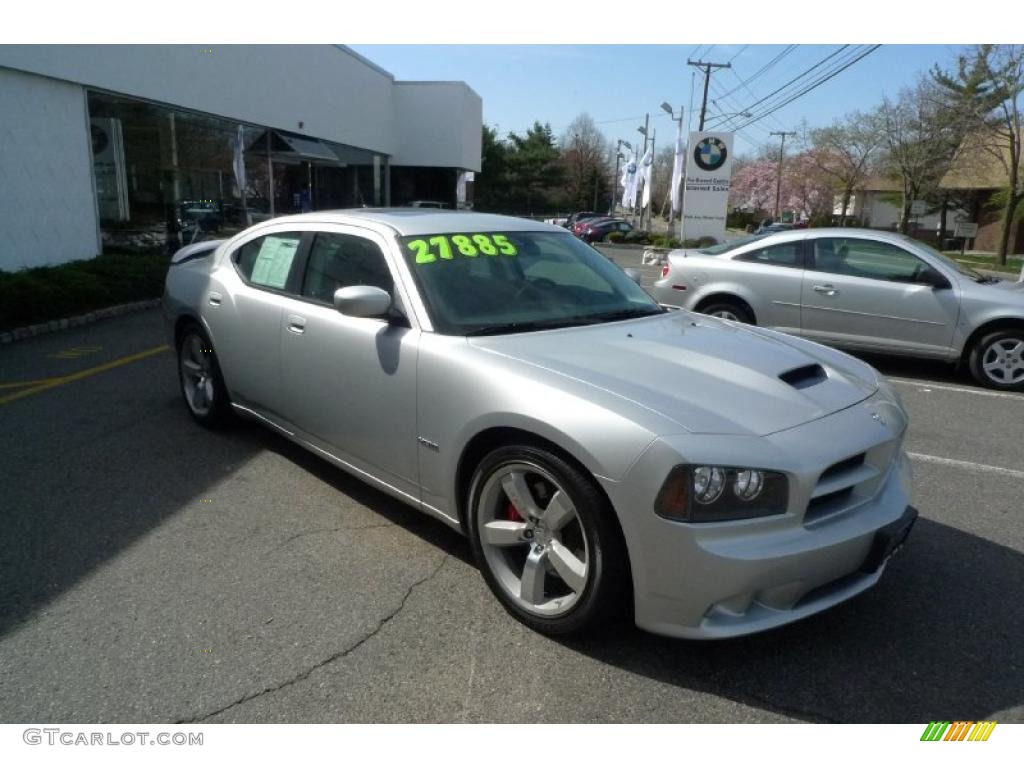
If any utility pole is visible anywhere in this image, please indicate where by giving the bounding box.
[770,130,797,221]
[688,60,731,131]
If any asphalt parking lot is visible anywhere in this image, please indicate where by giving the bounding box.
[1,270,1022,724]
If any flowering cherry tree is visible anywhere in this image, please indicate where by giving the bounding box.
[730,153,834,222]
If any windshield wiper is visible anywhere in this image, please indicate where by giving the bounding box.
[465,318,589,336]
[584,307,666,323]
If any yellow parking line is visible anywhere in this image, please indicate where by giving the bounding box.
[0,377,67,390]
[0,344,170,406]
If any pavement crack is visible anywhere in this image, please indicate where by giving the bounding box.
[175,553,449,724]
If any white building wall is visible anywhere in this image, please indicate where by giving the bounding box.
[392,82,482,171]
[0,68,99,269]
[0,45,396,156]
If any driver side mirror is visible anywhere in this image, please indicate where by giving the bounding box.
[918,266,951,290]
[623,267,644,286]
[333,285,393,318]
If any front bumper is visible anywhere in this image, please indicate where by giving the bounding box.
[600,397,915,639]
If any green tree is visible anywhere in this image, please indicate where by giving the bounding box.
[507,122,564,214]
[474,125,511,212]
[934,45,1024,262]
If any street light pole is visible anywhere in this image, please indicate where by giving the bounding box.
[661,103,684,228]
[770,130,797,221]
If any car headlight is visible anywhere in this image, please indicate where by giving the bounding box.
[654,465,789,523]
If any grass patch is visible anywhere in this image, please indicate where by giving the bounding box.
[943,252,1023,275]
[0,250,170,332]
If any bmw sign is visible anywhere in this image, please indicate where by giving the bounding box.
[693,137,728,172]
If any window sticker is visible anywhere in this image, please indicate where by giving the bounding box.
[406,233,518,265]
[250,235,300,288]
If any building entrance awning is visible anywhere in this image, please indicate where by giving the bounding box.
[248,130,346,165]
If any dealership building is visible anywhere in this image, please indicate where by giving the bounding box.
[0,45,482,270]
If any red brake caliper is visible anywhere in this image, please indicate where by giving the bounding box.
[505,501,524,522]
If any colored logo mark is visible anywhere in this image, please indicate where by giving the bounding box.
[920,721,996,742]
[693,137,728,172]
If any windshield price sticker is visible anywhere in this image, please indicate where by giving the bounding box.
[407,233,518,264]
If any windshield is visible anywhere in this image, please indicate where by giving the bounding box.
[398,230,663,335]
[697,234,767,255]
[903,236,984,280]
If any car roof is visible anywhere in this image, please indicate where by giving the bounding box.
[730,227,923,248]
[244,209,567,237]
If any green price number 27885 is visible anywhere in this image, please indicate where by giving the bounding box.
[407,234,518,264]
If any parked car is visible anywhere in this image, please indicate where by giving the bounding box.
[580,217,633,243]
[164,211,915,639]
[652,228,1024,390]
[755,222,794,235]
[408,200,449,209]
[571,216,619,237]
[564,211,603,232]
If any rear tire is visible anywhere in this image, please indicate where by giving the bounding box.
[699,298,754,324]
[467,443,630,636]
[968,328,1024,390]
[177,322,232,427]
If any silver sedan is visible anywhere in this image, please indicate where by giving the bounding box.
[163,211,915,639]
[652,228,1024,389]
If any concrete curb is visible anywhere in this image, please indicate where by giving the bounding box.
[0,299,162,345]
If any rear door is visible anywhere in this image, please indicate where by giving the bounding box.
[799,236,959,356]
[209,229,307,415]
[725,238,805,333]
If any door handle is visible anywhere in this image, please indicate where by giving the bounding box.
[208,291,223,306]
[813,284,839,296]
[287,314,306,335]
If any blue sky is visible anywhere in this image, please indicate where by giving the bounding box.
[351,44,971,157]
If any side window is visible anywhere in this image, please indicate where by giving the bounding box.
[811,238,928,282]
[735,241,801,268]
[302,233,394,304]
[234,233,302,290]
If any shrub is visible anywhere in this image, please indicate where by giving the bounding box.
[606,231,625,243]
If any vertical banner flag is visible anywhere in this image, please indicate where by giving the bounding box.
[233,125,248,224]
[621,154,638,210]
[670,120,685,217]
[681,131,734,243]
[639,147,654,211]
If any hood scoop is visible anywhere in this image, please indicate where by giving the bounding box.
[779,363,827,390]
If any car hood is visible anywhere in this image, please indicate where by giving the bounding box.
[468,311,879,436]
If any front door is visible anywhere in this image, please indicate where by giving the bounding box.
[278,228,420,497]
[800,236,959,357]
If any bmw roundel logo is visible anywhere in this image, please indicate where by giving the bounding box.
[694,137,728,171]
[627,160,637,174]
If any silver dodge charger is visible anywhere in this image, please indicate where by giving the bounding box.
[652,228,1024,390]
[163,210,916,639]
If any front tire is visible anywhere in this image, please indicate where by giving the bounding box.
[177,322,232,427]
[969,329,1024,390]
[467,443,630,636]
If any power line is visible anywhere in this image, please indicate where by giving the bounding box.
[734,45,850,116]
[733,45,882,131]
[716,45,798,101]
[727,45,869,128]
[727,44,749,64]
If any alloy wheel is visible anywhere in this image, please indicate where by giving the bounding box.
[981,337,1024,386]
[475,461,590,618]
[179,333,216,416]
